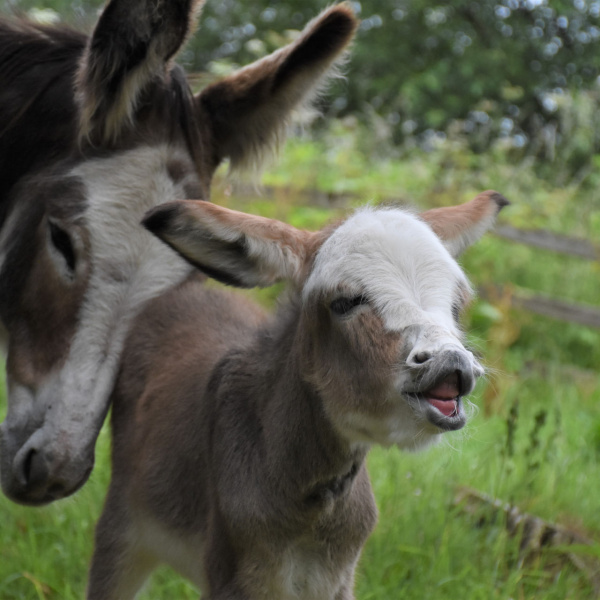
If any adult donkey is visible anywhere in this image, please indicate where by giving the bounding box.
[0,0,357,506]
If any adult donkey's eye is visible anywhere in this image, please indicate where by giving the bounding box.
[49,221,76,273]
[330,295,368,316]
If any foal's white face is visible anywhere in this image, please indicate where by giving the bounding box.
[143,193,506,455]
[303,208,483,450]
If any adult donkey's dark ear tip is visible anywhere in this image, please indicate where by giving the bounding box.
[275,3,358,87]
[315,3,359,44]
[324,3,359,28]
[142,203,183,237]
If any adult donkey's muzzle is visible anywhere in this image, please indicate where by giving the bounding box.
[0,379,101,505]
[0,421,95,505]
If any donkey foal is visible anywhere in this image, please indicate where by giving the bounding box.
[88,191,508,599]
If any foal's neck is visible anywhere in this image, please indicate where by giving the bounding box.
[237,300,368,496]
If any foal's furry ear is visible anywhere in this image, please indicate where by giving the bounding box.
[420,191,509,257]
[77,0,204,145]
[143,201,320,288]
[197,3,358,173]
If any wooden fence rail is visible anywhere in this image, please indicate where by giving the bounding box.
[479,287,600,329]
[494,225,599,261]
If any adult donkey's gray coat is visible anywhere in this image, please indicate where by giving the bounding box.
[0,0,357,505]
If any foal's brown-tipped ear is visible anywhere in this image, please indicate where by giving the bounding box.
[197,3,358,172]
[420,191,509,257]
[143,201,321,288]
[77,0,204,144]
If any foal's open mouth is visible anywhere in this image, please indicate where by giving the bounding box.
[424,371,461,416]
[408,371,467,431]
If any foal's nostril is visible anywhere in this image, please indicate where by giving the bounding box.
[413,351,432,365]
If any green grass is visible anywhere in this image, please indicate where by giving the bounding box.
[1,133,599,598]
[2,375,599,599]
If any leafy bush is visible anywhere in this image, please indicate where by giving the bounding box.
[8,0,600,178]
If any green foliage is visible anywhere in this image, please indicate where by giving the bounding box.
[1,135,600,596]
[5,0,600,177]
[183,0,600,174]
[0,1,599,593]
[181,0,600,142]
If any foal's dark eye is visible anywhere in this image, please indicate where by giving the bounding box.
[49,221,76,273]
[330,295,368,316]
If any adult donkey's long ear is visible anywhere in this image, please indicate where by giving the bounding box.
[421,190,509,257]
[77,0,204,144]
[197,4,358,172]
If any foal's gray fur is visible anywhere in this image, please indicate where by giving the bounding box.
[88,192,507,599]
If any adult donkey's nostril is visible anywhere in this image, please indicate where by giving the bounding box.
[20,448,49,488]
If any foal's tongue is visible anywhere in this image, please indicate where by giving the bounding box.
[425,373,460,417]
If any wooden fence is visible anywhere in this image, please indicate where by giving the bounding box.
[491,225,600,329]
[494,225,599,261]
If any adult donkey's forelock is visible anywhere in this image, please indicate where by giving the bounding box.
[0,0,358,505]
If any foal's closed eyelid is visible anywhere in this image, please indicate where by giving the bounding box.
[330,295,369,316]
